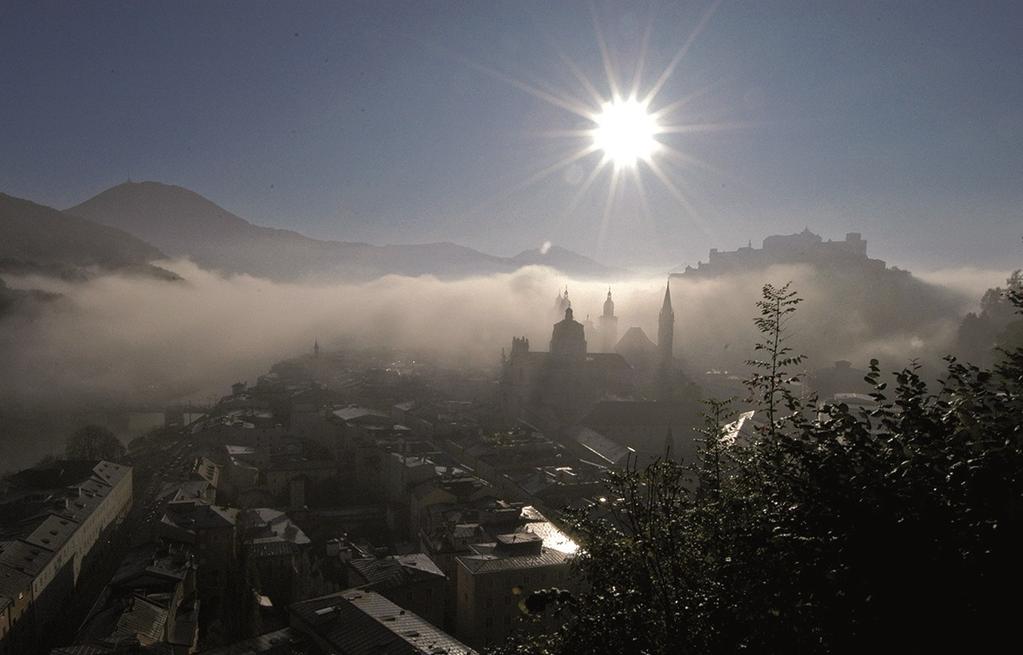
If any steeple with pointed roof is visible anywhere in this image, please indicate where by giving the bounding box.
[657,280,675,400]
[658,280,674,358]
[603,287,614,317]
[598,286,618,353]
[553,286,572,321]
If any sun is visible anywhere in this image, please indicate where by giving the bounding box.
[452,0,730,248]
[592,97,661,168]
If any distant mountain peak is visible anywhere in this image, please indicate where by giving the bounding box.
[65,181,624,282]
[90,179,220,205]
[511,245,627,279]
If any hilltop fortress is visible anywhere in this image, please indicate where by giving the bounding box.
[673,229,888,278]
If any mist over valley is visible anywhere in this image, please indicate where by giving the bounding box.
[0,182,1010,470]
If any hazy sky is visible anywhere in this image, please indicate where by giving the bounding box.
[1,1,1020,270]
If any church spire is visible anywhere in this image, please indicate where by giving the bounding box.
[602,286,615,318]
[554,286,571,319]
[598,285,618,353]
[657,279,675,401]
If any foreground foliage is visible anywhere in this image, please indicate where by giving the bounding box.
[494,283,1023,654]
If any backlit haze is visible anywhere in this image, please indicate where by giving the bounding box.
[0,1,1020,470]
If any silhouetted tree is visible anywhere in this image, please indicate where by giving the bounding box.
[492,282,1023,655]
[65,424,125,461]
[956,269,1023,365]
[745,282,805,434]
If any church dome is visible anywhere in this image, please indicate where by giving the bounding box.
[550,307,586,359]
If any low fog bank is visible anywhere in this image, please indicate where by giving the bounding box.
[0,258,994,414]
[915,267,1014,303]
[0,260,563,406]
[675,266,967,373]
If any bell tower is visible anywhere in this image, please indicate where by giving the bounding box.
[598,287,618,353]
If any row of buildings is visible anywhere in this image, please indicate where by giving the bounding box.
[89,364,585,652]
[27,302,751,654]
[0,460,133,654]
[42,450,230,653]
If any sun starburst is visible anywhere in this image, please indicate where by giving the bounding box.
[591,96,661,168]
[452,0,737,254]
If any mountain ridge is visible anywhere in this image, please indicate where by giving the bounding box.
[66,181,625,282]
[0,192,178,281]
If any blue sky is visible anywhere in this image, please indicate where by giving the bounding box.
[1,0,1021,270]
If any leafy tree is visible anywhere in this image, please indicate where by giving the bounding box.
[491,282,1023,655]
[65,424,126,461]
[981,269,1022,323]
[744,282,805,435]
[956,269,1023,365]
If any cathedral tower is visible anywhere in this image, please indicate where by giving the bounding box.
[553,286,571,322]
[598,287,618,353]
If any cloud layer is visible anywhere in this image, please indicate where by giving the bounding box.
[1,259,997,411]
